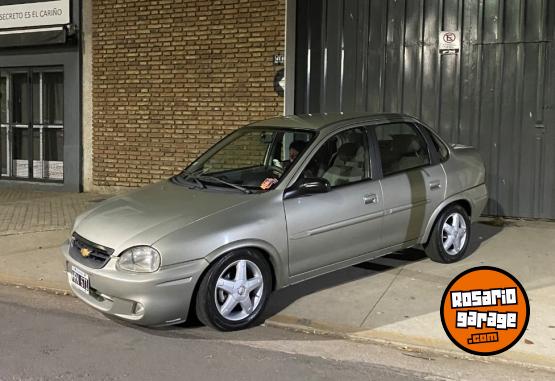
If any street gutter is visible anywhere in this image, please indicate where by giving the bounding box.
[1,277,553,374]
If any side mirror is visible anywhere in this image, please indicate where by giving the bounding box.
[298,177,331,195]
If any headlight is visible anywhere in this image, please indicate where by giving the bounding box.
[117,246,161,273]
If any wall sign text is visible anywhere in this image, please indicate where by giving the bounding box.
[0,0,70,30]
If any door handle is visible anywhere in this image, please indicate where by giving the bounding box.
[429,180,441,190]
[363,194,377,205]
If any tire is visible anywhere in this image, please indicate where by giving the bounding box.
[195,249,272,331]
[424,204,471,263]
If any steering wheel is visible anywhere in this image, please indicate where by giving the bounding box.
[271,166,284,177]
[270,159,284,176]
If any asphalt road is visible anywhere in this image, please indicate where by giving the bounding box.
[0,285,552,381]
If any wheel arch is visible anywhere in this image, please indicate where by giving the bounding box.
[203,240,284,291]
[187,240,283,324]
[420,198,473,245]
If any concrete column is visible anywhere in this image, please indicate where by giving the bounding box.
[81,0,94,191]
[284,0,296,116]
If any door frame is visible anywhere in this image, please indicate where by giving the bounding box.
[283,124,385,276]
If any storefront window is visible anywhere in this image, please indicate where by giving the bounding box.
[0,128,6,176]
[32,73,40,125]
[11,73,29,125]
[0,69,64,181]
[0,75,6,123]
[44,128,63,161]
[1,75,6,175]
[43,72,64,125]
[32,71,64,125]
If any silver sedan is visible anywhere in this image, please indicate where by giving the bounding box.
[62,113,488,330]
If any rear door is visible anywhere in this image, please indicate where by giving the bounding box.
[373,122,446,247]
[284,126,384,276]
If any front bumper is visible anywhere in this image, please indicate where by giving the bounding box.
[61,240,209,326]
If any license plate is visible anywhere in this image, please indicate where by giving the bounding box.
[71,266,90,294]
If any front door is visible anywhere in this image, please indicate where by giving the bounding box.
[284,127,384,276]
[0,68,64,181]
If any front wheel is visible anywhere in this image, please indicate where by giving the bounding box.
[424,205,471,263]
[195,250,272,331]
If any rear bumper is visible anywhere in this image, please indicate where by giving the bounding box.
[61,240,209,326]
[468,183,488,223]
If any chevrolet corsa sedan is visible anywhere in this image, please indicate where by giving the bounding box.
[63,113,488,331]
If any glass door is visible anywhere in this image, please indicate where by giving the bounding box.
[0,68,64,181]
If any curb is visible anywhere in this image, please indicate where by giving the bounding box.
[0,275,71,297]
[2,277,553,373]
[0,227,69,237]
[265,315,555,373]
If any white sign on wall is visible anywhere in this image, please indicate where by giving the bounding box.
[439,31,461,52]
[0,0,70,30]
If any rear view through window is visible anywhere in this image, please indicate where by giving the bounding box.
[375,123,430,176]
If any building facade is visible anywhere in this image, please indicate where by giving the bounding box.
[90,0,285,188]
[1,0,554,219]
[293,0,555,219]
[0,0,81,190]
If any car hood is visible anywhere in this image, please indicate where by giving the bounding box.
[73,180,250,253]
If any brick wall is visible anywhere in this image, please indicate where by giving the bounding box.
[206,130,270,172]
[92,0,286,187]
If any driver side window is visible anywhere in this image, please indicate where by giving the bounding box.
[302,128,369,187]
[268,131,312,170]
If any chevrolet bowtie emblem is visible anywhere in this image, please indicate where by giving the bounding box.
[80,248,91,257]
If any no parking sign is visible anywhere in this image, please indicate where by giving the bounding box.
[439,31,460,54]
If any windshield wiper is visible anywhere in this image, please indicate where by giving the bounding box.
[180,167,207,178]
[178,168,252,194]
[178,168,208,189]
[196,175,252,194]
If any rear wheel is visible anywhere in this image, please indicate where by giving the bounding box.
[425,204,471,263]
[195,249,272,331]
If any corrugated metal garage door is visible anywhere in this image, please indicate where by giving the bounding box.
[294,0,555,219]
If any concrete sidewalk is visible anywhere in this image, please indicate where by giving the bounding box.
[0,189,108,291]
[1,189,554,371]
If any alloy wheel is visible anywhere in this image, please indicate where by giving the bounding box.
[441,212,468,256]
[214,259,264,321]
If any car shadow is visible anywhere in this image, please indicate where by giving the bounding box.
[263,219,503,321]
[262,250,425,320]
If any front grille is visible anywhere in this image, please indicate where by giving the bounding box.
[69,233,114,269]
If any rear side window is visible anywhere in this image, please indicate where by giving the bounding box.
[374,123,430,176]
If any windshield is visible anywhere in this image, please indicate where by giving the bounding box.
[175,128,315,192]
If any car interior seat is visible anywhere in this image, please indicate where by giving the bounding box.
[322,142,364,186]
[392,134,427,172]
[305,139,338,178]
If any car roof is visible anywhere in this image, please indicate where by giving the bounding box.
[248,113,420,131]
